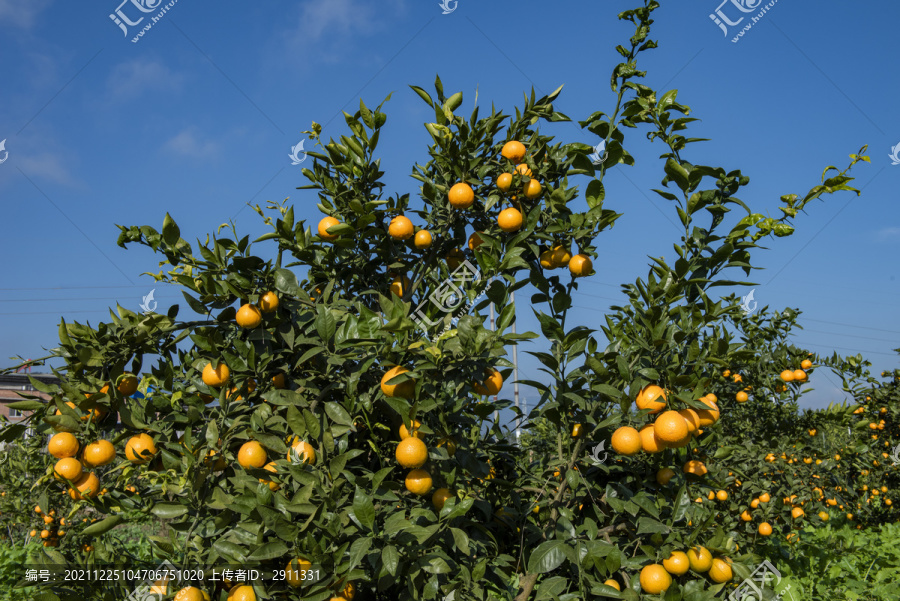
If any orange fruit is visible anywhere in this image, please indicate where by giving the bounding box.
[437,437,457,456]
[740,510,752,521]
[381,366,416,398]
[501,140,526,162]
[258,291,279,313]
[639,424,665,453]
[230,586,256,601]
[639,564,672,594]
[678,408,701,434]
[758,522,773,536]
[662,551,690,575]
[467,232,484,251]
[473,368,503,396]
[341,582,356,600]
[236,304,262,329]
[116,373,140,396]
[396,438,428,469]
[539,250,554,268]
[446,248,465,270]
[202,362,230,387]
[758,492,771,503]
[83,440,116,468]
[405,469,433,495]
[793,369,807,382]
[497,172,513,194]
[432,488,453,510]
[709,558,733,583]
[603,579,621,591]
[448,183,475,208]
[635,385,667,413]
[801,359,812,369]
[175,586,205,601]
[238,441,267,469]
[54,458,83,481]
[716,490,728,501]
[259,462,279,491]
[696,396,720,426]
[818,511,829,521]
[388,215,414,240]
[549,244,572,268]
[399,420,423,440]
[791,507,805,519]
[414,230,433,249]
[656,468,676,486]
[389,274,410,297]
[523,178,542,200]
[610,426,641,455]
[687,546,713,572]
[272,373,287,389]
[497,208,523,232]
[568,254,592,277]
[515,164,532,177]
[317,216,341,241]
[48,433,79,459]
[285,558,313,588]
[683,460,707,476]
[125,434,157,464]
[571,423,583,438]
[40,530,50,539]
[654,411,690,447]
[287,439,316,465]
[69,472,100,500]
[736,391,748,403]
[780,369,795,382]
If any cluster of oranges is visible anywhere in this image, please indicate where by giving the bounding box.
[47,431,116,502]
[778,358,813,385]
[612,546,734,594]
[29,505,67,548]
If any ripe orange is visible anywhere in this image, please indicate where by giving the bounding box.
[83,440,116,468]
[125,434,157,464]
[758,522,773,536]
[396,438,428,469]
[515,164,532,177]
[174,586,205,601]
[549,244,572,268]
[405,469,433,496]
[341,582,356,600]
[603,579,621,591]
[48,433,79,459]
[736,391,748,403]
[272,373,287,389]
[678,408,701,434]
[639,564,672,594]
[414,230,433,249]
[568,254,592,277]
[317,216,341,241]
[236,304,262,329]
[793,369,807,382]
[696,396,720,426]
[432,488,453,510]
[260,462,280,491]
[639,424,665,453]
[791,507,805,519]
[654,411,690,447]
[497,208,523,232]
[446,248,465,270]
[238,441,267,469]
[539,250,554,268]
[758,492,771,503]
[683,460,707,476]
[54,458,83,481]
[716,490,728,501]
[740,510,752,521]
[662,551,690,575]
[687,546,713,572]
[571,423,583,438]
[635,385,667,413]
[230,586,256,601]
[467,232,484,251]
[448,182,475,208]
[258,291,279,313]
[286,558,313,588]
[818,511,829,521]
[473,368,503,396]
[501,140,526,162]
[523,178,542,200]
[399,420,423,440]
[497,172,513,194]
[287,439,316,465]
[801,359,813,369]
[611,426,641,455]
[437,437,457,456]
[381,366,416,398]
[709,558,733,583]
[389,274,410,297]
[116,373,140,396]
[656,468,676,486]
[388,215,414,240]
[202,362,230,387]
[780,369,795,382]
[69,472,100,500]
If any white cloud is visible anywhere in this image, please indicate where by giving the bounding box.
[106,59,182,101]
[164,128,219,159]
[876,227,900,242]
[16,152,78,187]
[0,0,51,28]
[284,0,406,60]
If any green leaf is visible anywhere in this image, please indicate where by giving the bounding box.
[352,486,375,531]
[450,527,470,555]
[151,503,188,519]
[162,213,180,245]
[382,544,400,576]
[586,179,606,209]
[5,400,45,411]
[324,402,353,426]
[349,536,373,569]
[247,540,289,561]
[527,540,567,574]
[82,515,123,536]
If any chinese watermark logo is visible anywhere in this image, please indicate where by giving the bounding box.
[439,0,458,15]
[412,259,484,341]
[891,443,900,466]
[889,142,900,166]
[109,0,180,43]
[589,441,608,465]
[709,0,779,43]
[588,140,607,165]
[0,139,8,164]
[730,559,793,600]
[140,289,157,314]
[289,140,308,165]
[740,289,757,315]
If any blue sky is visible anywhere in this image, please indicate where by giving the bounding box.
[0,0,897,415]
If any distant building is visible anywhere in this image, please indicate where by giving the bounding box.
[0,372,57,422]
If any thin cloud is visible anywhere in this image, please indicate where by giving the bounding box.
[16,152,78,187]
[875,227,900,242]
[0,0,51,28]
[164,128,219,159]
[106,59,183,102]
[284,0,406,61]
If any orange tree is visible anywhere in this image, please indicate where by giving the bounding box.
[0,1,879,599]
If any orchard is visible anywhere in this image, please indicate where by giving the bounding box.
[1,2,898,600]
